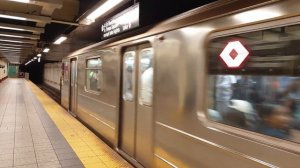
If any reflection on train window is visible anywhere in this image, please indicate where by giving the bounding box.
[139,48,153,106]
[63,62,69,83]
[123,51,135,101]
[208,24,300,143]
[86,58,102,93]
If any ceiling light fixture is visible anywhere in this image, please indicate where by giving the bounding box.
[0,48,22,51]
[7,0,30,3]
[84,0,124,25]
[234,9,281,23]
[0,14,26,21]
[0,11,51,23]
[43,48,50,53]
[53,36,67,45]
[0,25,24,31]
[37,53,42,57]
[0,23,44,34]
[25,60,31,66]
[0,50,21,52]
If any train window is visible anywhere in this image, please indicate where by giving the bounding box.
[86,57,102,93]
[123,51,135,101]
[207,24,300,143]
[139,48,154,106]
[63,62,69,83]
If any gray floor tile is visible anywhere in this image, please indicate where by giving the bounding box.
[0,153,13,161]
[14,147,35,154]
[14,157,36,166]
[0,159,13,168]
[0,79,84,168]
[38,160,62,168]
[54,148,75,155]
[56,152,78,161]
[59,159,83,167]
[62,165,84,168]
[14,152,36,159]
[13,164,38,168]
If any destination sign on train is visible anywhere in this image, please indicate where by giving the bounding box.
[101,4,139,39]
[219,41,249,68]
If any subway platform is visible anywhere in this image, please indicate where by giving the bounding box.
[0,78,133,168]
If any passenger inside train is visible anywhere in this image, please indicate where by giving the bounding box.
[258,104,292,139]
[207,23,300,142]
[139,49,153,106]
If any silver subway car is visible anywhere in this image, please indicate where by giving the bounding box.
[61,0,300,167]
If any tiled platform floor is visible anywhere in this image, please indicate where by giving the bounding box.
[0,79,132,168]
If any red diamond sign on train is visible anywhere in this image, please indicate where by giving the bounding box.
[219,41,249,68]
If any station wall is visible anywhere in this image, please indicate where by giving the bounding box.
[0,59,7,81]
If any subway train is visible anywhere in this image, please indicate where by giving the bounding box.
[61,0,300,167]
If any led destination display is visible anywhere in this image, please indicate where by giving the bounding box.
[101,3,139,39]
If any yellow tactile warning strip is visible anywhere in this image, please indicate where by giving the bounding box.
[27,81,133,168]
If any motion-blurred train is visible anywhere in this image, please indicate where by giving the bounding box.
[61,0,300,167]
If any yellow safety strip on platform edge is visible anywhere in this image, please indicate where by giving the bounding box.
[27,81,132,168]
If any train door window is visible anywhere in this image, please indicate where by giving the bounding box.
[138,48,154,106]
[123,51,136,101]
[86,57,102,93]
[207,24,300,143]
[63,62,69,83]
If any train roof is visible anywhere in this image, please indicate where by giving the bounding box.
[66,0,275,58]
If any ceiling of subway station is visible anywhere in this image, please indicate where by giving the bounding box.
[0,0,100,64]
[0,0,217,65]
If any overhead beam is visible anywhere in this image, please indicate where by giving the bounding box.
[6,0,63,15]
[0,10,51,24]
[0,46,29,50]
[0,31,40,40]
[33,0,63,16]
[0,23,44,34]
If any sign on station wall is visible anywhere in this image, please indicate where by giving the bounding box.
[101,3,139,39]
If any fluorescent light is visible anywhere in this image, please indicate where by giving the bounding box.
[0,26,24,31]
[37,53,42,57]
[1,50,21,52]
[0,23,44,33]
[38,57,40,62]
[7,0,30,3]
[43,48,50,53]
[0,48,22,51]
[0,14,26,21]
[0,32,38,39]
[234,9,281,23]
[53,36,67,45]
[85,0,123,25]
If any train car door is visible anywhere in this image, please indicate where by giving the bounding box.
[120,44,154,167]
[69,58,77,116]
